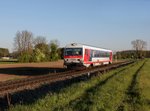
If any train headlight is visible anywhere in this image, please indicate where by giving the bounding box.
[64,59,68,62]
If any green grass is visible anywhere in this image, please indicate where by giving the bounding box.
[8,59,150,111]
[60,60,145,111]
[116,59,150,111]
[138,59,150,111]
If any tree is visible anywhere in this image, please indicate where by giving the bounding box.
[49,40,60,61]
[14,30,34,62]
[33,36,47,46]
[35,43,49,54]
[34,36,49,54]
[59,48,64,59]
[0,48,9,57]
[131,39,147,58]
[14,30,33,54]
[32,48,46,62]
[33,36,50,61]
[18,52,32,63]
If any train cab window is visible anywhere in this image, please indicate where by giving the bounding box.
[65,48,82,56]
[75,48,82,55]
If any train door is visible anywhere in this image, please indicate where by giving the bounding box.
[84,49,90,62]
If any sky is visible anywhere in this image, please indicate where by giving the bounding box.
[0,0,150,52]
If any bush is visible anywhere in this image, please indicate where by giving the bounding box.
[50,53,60,61]
[32,48,47,62]
[18,53,32,63]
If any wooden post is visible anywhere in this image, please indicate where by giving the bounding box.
[6,93,11,107]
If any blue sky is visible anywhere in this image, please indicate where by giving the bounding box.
[0,0,150,52]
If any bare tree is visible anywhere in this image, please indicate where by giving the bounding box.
[131,39,147,58]
[14,30,33,54]
[33,36,47,46]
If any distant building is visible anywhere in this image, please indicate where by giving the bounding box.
[1,57,10,60]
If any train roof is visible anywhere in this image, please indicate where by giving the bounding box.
[65,43,112,52]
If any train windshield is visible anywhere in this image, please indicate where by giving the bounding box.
[64,48,82,56]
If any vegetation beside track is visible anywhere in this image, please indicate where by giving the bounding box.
[114,59,150,111]
[135,59,150,111]
[8,59,150,111]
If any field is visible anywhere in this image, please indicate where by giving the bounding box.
[0,60,64,82]
[7,59,150,111]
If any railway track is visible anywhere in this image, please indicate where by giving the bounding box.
[0,61,134,98]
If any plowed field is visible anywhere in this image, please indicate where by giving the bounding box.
[0,60,64,82]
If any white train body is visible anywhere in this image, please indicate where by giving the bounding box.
[64,43,113,68]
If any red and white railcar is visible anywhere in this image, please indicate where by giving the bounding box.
[64,43,113,68]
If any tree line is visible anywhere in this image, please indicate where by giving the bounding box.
[114,39,149,59]
[13,30,62,62]
[0,48,9,57]
[114,50,150,59]
[0,32,149,62]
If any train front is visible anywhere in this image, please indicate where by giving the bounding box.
[64,43,83,68]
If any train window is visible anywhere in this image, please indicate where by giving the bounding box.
[100,51,102,57]
[95,51,99,57]
[86,50,110,58]
[108,52,110,57]
[65,48,82,56]
[64,48,72,55]
[93,50,101,57]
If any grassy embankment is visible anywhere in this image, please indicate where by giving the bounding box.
[120,58,150,111]
[9,59,150,111]
[138,59,150,111]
